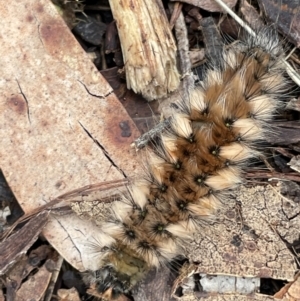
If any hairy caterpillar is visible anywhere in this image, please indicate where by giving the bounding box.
[83,21,291,301]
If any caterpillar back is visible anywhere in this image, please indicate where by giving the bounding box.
[84,22,290,300]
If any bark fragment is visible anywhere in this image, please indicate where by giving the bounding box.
[109,0,180,101]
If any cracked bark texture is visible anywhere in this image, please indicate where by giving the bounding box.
[0,0,141,270]
[186,185,298,281]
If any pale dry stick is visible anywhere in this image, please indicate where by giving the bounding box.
[43,255,64,301]
[169,2,182,30]
[291,53,300,65]
[260,154,275,172]
[171,4,194,93]
[247,172,300,183]
[285,47,297,60]
[109,0,180,100]
[213,0,300,86]
[133,118,171,149]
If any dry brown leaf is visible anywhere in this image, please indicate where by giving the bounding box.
[288,156,300,173]
[15,261,53,301]
[0,0,141,271]
[258,0,300,47]
[287,275,300,301]
[240,0,265,28]
[274,272,300,301]
[44,212,112,271]
[58,287,81,301]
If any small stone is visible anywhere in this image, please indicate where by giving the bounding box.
[73,15,106,46]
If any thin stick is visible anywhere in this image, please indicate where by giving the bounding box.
[133,118,171,149]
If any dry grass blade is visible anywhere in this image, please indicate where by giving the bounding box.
[0,179,129,240]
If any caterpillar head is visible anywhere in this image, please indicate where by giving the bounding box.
[85,246,149,300]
